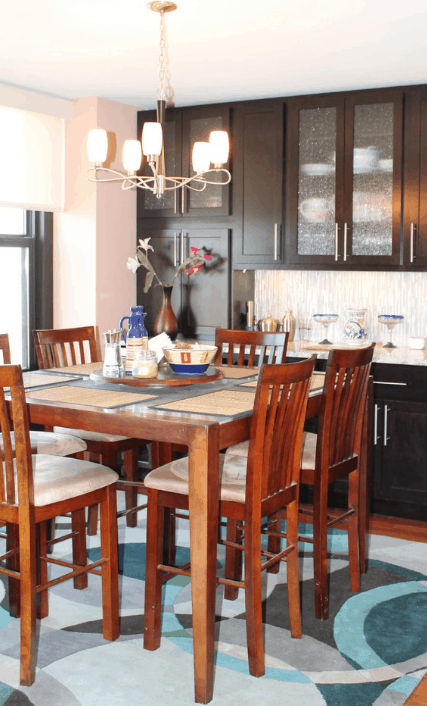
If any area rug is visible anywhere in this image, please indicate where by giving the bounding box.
[0,502,426,706]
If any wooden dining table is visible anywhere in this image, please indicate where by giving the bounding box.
[19,363,324,704]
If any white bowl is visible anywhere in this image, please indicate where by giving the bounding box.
[408,337,425,350]
[163,344,217,375]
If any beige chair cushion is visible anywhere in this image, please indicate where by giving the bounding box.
[12,455,119,507]
[225,433,318,470]
[144,454,246,503]
[53,426,130,443]
[1,431,87,457]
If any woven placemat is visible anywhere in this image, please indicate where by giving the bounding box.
[51,362,102,375]
[156,390,256,416]
[26,385,155,409]
[240,372,326,390]
[214,366,259,379]
[23,373,80,388]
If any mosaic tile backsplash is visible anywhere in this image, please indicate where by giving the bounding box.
[254,270,427,347]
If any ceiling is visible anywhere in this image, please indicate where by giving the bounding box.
[1,0,427,109]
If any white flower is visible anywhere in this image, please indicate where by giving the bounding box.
[138,238,154,252]
[126,257,140,273]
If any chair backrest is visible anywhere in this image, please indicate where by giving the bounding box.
[214,328,289,367]
[0,364,33,508]
[33,326,101,369]
[318,344,375,469]
[0,334,11,364]
[245,355,316,505]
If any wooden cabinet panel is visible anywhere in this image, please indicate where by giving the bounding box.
[233,100,284,265]
[403,87,427,267]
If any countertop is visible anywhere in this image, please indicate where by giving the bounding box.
[285,341,427,366]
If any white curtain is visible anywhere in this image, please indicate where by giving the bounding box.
[0,105,64,211]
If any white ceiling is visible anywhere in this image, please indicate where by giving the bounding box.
[2,0,427,109]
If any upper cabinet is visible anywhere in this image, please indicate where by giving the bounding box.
[284,90,403,268]
[232,100,284,266]
[403,86,427,268]
[137,104,231,219]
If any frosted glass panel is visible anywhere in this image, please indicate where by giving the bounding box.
[143,121,177,211]
[352,103,393,256]
[188,116,223,210]
[297,107,336,256]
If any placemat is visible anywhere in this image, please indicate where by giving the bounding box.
[23,373,80,388]
[155,390,257,416]
[240,372,325,390]
[51,362,103,375]
[26,385,156,408]
[214,366,258,379]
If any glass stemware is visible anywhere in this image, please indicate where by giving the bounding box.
[378,315,404,349]
[313,314,339,345]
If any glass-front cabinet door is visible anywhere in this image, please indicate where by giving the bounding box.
[285,90,403,267]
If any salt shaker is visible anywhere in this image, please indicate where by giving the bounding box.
[131,349,158,379]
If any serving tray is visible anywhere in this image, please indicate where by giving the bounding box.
[90,365,223,387]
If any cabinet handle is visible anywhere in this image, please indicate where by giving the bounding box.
[274,224,279,261]
[383,404,390,446]
[335,223,339,261]
[174,190,178,215]
[410,223,415,263]
[374,403,379,445]
[374,381,407,386]
[181,186,185,215]
[173,232,178,267]
[180,231,184,265]
[343,223,348,262]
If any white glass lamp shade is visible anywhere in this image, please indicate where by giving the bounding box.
[192,142,210,173]
[123,140,142,173]
[209,130,229,166]
[87,129,108,165]
[142,122,163,157]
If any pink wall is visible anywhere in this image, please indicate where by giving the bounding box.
[54,97,137,351]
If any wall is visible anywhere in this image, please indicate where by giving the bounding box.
[54,96,137,348]
[255,269,427,347]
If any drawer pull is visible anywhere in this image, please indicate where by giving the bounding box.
[374,403,379,445]
[374,381,407,386]
[384,404,390,446]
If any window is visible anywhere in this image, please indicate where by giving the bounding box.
[0,206,53,369]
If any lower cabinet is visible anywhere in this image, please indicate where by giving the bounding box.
[136,228,231,338]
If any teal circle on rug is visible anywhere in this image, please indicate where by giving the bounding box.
[88,543,190,582]
[365,591,427,664]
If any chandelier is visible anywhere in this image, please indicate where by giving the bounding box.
[86,1,231,197]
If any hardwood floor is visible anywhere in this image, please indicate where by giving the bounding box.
[404,673,427,705]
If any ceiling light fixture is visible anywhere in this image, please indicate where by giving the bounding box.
[86,1,231,198]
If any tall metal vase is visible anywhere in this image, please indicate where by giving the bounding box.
[153,285,179,340]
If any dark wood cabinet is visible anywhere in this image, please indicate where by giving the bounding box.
[136,228,230,339]
[137,104,231,219]
[232,100,284,266]
[403,86,427,267]
[285,89,403,268]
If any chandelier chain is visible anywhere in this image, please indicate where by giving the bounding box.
[157,10,174,104]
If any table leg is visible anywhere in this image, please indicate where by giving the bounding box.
[187,424,220,705]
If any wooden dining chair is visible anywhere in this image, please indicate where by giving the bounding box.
[214,328,290,366]
[33,326,150,532]
[299,344,375,620]
[0,363,119,686]
[143,355,316,678]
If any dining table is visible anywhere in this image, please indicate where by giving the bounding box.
[18,360,325,704]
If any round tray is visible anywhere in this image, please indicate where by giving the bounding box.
[90,365,223,387]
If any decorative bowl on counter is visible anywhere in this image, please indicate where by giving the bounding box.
[163,344,217,375]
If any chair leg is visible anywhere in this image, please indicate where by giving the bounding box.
[348,469,361,594]
[99,485,120,642]
[123,448,138,528]
[244,515,265,678]
[37,522,49,619]
[19,516,38,686]
[87,504,99,536]
[72,509,88,590]
[158,443,177,566]
[285,500,302,639]
[6,523,20,618]
[267,511,282,575]
[313,475,329,621]
[359,394,371,575]
[224,519,243,600]
[144,490,165,651]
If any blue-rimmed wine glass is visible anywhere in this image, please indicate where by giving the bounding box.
[313,314,339,345]
[378,314,404,349]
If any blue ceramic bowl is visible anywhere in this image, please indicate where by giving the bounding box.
[163,344,218,376]
[168,362,210,375]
